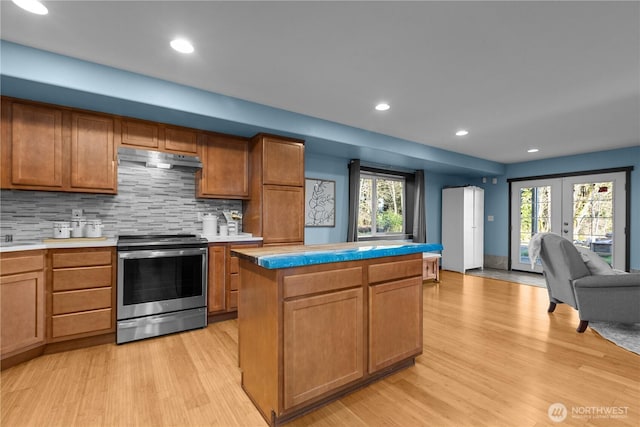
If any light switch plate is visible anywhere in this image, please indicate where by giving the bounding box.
[487,215,494,222]
[72,209,83,218]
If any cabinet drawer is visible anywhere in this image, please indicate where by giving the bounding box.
[229,273,239,291]
[283,267,362,299]
[52,266,112,291]
[229,256,239,274]
[228,290,238,310]
[52,250,111,268]
[51,308,112,338]
[52,287,112,315]
[368,259,422,284]
[0,253,44,276]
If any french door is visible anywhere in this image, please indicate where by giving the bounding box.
[510,171,627,272]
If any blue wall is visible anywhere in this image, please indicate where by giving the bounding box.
[2,41,638,270]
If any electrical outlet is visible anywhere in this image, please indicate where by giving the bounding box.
[72,209,83,218]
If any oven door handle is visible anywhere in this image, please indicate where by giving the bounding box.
[119,247,207,259]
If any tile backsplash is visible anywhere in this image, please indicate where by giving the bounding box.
[0,163,242,241]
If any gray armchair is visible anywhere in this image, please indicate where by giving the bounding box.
[537,233,640,332]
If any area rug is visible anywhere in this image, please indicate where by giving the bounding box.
[589,322,640,355]
[465,268,547,288]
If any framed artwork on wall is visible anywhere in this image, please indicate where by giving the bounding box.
[305,178,335,227]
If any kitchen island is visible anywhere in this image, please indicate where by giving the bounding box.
[232,241,442,426]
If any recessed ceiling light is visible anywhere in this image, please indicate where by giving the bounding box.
[455,129,469,137]
[375,103,390,111]
[170,38,194,54]
[527,148,540,153]
[12,0,48,15]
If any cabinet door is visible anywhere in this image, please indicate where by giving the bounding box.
[208,245,226,313]
[70,112,116,192]
[164,126,198,155]
[1,271,45,356]
[121,119,160,149]
[369,277,422,373]
[197,134,249,199]
[283,287,364,409]
[6,101,64,189]
[262,185,304,244]
[263,137,304,186]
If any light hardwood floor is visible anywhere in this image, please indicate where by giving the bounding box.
[2,271,638,426]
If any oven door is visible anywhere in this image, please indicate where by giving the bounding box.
[117,247,207,320]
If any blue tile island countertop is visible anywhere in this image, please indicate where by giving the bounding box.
[231,241,443,269]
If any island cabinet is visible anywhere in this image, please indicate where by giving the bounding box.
[235,243,426,426]
[48,248,116,342]
[196,133,250,199]
[0,250,46,368]
[120,118,199,155]
[1,97,117,194]
[243,134,305,246]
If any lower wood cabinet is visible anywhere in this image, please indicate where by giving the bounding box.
[369,277,423,373]
[48,248,115,341]
[207,241,262,316]
[208,245,226,313]
[0,251,46,362]
[283,287,364,409]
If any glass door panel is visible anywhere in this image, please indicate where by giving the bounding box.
[511,179,561,272]
[562,172,626,270]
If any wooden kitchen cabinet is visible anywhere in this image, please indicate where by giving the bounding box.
[244,134,305,245]
[208,245,226,313]
[120,118,199,155]
[207,241,262,317]
[120,119,160,149]
[262,136,305,186]
[368,276,422,373]
[196,133,250,199]
[1,97,117,194]
[1,98,64,190]
[283,287,364,409]
[262,185,304,244]
[70,112,117,192]
[0,251,46,366]
[48,248,116,341]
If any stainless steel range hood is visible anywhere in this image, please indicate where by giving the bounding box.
[117,147,202,169]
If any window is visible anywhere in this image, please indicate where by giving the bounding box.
[358,172,405,237]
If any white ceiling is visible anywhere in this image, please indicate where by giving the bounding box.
[1,1,638,164]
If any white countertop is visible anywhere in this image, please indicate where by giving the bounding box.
[203,233,263,243]
[0,234,263,253]
[0,237,118,253]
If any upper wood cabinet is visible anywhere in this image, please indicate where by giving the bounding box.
[1,99,64,189]
[1,98,117,194]
[263,136,305,186]
[165,126,198,154]
[120,118,198,155]
[70,112,117,192]
[121,119,159,149]
[196,133,249,199]
[244,134,305,245]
